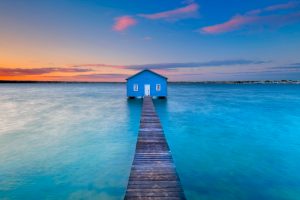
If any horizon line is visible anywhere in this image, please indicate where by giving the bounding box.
[0,80,299,84]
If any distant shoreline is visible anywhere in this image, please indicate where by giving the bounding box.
[0,80,300,84]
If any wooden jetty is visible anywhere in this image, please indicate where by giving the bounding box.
[125,96,186,200]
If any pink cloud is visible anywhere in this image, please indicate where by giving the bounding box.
[139,3,199,20]
[72,64,125,68]
[113,16,137,32]
[201,2,300,34]
[0,67,92,76]
[265,1,299,11]
[245,9,263,15]
[245,2,299,15]
[201,15,259,34]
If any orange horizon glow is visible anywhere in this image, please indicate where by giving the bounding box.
[0,75,126,82]
[0,65,133,82]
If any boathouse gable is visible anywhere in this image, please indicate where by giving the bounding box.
[126,69,167,98]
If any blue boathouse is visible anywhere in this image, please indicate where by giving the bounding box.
[126,69,167,98]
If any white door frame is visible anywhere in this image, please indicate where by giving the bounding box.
[144,84,150,96]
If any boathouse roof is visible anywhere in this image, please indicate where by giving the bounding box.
[126,69,168,80]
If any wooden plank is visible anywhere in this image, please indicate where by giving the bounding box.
[124,96,186,200]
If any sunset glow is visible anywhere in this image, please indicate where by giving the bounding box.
[1,0,300,82]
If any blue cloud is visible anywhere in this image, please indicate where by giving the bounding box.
[125,59,269,70]
[271,63,300,70]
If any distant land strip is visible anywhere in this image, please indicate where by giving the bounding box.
[0,80,300,84]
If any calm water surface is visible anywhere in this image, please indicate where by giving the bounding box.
[1,83,300,200]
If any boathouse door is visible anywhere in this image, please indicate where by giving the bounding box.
[144,84,150,96]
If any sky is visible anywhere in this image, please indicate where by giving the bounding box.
[1,0,300,82]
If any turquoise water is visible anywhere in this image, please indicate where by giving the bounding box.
[1,84,300,199]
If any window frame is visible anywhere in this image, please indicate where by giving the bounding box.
[133,84,138,91]
[156,84,161,91]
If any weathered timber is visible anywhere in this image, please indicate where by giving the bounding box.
[124,96,186,200]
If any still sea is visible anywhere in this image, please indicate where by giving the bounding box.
[1,83,300,200]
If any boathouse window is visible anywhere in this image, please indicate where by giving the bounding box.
[156,84,161,91]
[133,84,138,91]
